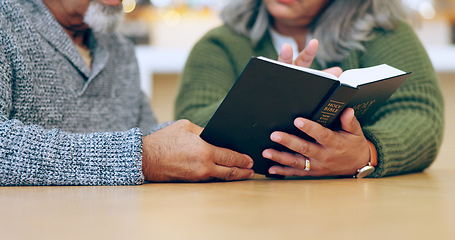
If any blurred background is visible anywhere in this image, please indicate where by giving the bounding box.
[119,0,455,170]
[118,0,455,122]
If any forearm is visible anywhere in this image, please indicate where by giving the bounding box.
[0,120,144,186]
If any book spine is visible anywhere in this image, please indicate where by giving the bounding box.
[311,85,358,128]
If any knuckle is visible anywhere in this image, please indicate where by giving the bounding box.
[193,165,211,179]
[225,154,236,166]
[281,135,291,145]
[190,153,213,180]
[292,159,300,168]
[333,141,343,151]
[318,129,331,143]
[194,147,210,161]
[225,168,238,181]
[291,155,302,168]
[238,155,251,168]
[178,119,191,125]
[297,142,310,155]
[176,119,192,129]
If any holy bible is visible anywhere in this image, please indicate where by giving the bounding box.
[200,56,411,176]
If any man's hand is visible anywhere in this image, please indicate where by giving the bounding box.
[142,119,255,182]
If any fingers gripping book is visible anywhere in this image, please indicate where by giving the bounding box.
[200,56,411,176]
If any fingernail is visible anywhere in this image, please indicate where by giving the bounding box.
[271,132,281,142]
[248,161,254,168]
[308,39,318,54]
[269,169,277,174]
[295,119,304,128]
[280,44,292,59]
[263,151,272,159]
[249,172,255,178]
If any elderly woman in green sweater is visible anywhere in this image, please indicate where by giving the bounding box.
[175,0,444,178]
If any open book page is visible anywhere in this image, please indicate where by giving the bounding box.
[339,64,406,87]
[257,56,338,81]
[257,56,406,88]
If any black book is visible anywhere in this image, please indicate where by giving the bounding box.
[200,56,411,176]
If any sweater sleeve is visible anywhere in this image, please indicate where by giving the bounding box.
[359,22,444,177]
[0,122,144,186]
[0,45,144,186]
[174,30,238,127]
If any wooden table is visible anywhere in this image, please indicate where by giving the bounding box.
[1,75,454,240]
[1,168,454,240]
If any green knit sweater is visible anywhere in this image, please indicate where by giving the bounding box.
[175,22,444,178]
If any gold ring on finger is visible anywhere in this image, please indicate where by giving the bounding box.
[304,157,310,171]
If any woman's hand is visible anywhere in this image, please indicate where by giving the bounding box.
[262,108,371,177]
[278,39,342,77]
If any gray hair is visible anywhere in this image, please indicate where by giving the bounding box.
[221,0,412,67]
[84,1,124,34]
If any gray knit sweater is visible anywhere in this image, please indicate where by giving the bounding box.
[0,0,162,185]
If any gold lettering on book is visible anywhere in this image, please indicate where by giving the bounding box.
[317,113,331,124]
[322,100,344,113]
[317,100,345,125]
[323,107,338,113]
[353,100,376,116]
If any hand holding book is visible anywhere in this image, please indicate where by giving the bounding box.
[266,41,369,177]
[200,41,410,177]
[263,108,371,177]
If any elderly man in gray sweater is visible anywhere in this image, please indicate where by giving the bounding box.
[0,0,254,185]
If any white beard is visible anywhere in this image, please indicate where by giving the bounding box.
[83,1,124,34]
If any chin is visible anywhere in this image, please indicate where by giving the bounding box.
[83,1,124,33]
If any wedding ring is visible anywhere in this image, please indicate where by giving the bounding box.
[304,157,311,171]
